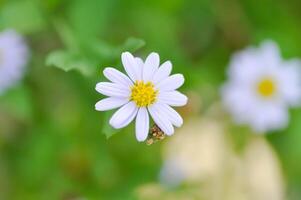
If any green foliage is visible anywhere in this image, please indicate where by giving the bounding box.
[67,0,113,39]
[101,111,120,139]
[46,37,145,76]
[0,85,32,120]
[0,0,46,34]
[1,0,301,199]
[46,50,96,76]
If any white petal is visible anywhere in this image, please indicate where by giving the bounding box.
[250,102,289,133]
[135,57,144,80]
[259,40,281,68]
[277,59,301,106]
[96,82,130,97]
[95,97,129,111]
[135,57,144,68]
[158,91,188,107]
[157,103,183,127]
[220,82,257,124]
[156,74,184,91]
[143,52,160,82]
[135,107,149,142]
[148,104,174,136]
[103,67,133,87]
[153,61,172,84]
[109,102,138,129]
[121,52,140,82]
[228,48,265,84]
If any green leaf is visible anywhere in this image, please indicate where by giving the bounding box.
[85,37,145,62]
[46,36,145,77]
[84,39,117,61]
[120,37,146,52]
[46,50,96,76]
[101,111,119,139]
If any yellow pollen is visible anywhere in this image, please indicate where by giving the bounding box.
[131,81,158,107]
[257,78,276,97]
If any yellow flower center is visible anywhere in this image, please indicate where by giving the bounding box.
[130,81,158,107]
[257,78,276,97]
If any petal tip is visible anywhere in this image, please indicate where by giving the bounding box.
[183,95,188,105]
[95,103,100,111]
[109,119,119,129]
[177,120,183,127]
[150,52,159,56]
[136,135,147,142]
[165,60,172,66]
[178,74,185,81]
[165,130,174,136]
[95,83,101,91]
[121,51,133,58]
[103,67,111,74]
[146,52,160,63]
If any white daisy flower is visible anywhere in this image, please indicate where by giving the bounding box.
[0,29,29,95]
[221,40,301,133]
[95,52,188,142]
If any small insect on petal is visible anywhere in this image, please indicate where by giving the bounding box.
[95,51,187,142]
[146,124,166,145]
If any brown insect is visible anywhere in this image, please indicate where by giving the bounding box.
[146,124,165,145]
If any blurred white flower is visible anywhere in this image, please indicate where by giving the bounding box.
[95,52,187,142]
[221,40,301,133]
[155,116,285,200]
[160,118,227,186]
[0,29,29,95]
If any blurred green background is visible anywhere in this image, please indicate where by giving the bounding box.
[1,0,301,199]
